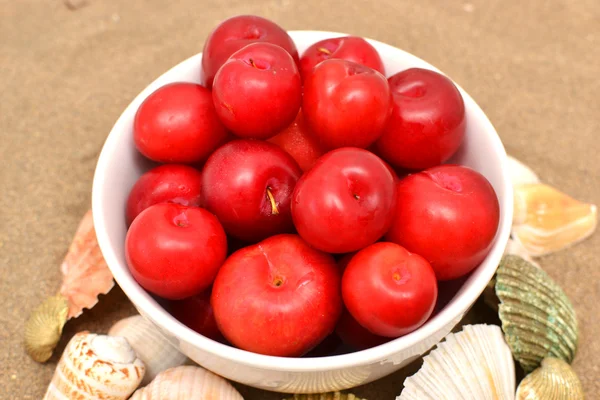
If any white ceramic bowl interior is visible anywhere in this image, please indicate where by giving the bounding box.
[92,30,513,393]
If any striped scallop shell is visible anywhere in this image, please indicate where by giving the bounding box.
[109,315,187,384]
[516,358,584,400]
[24,295,68,362]
[496,255,578,373]
[397,324,515,400]
[130,365,243,400]
[43,331,145,399]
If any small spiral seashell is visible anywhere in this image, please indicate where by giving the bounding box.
[516,358,584,400]
[24,294,69,362]
[43,331,145,399]
[109,315,187,384]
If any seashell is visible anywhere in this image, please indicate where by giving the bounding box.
[397,324,515,400]
[109,315,187,384]
[516,357,584,400]
[286,393,365,400]
[512,183,597,256]
[496,255,578,373]
[24,295,68,362]
[60,209,114,319]
[504,237,539,267]
[44,331,145,399]
[130,365,243,400]
[508,156,540,186]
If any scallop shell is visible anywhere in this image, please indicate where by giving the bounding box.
[60,210,115,319]
[397,324,515,400]
[109,315,187,384]
[43,331,145,399]
[130,365,243,400]
[508,156,540,186]
[516,357,584,400]
[286,393,364,400]
[496,255,578,373]
[24,295,68,362]
[512,183,597,256]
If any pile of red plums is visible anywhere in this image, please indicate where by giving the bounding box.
[125,15,500,357]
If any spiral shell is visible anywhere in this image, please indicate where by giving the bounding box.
[130,365,243,400]
[109,315,187,384]
[516,358,584,399]
[43,331,145,399]
[496,255,578,373]
[286,393,365,400]
[24,295,68,362]
[397,324,515,400]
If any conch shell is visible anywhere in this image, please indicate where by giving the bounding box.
[60,209,114,319]
[130,365,243,400]
[43,331,145,399]
[516,357,584,400]
[496,255,578,373]
[397,324,515,400]
[512,183,597,256]
[286,393,365,399]
[24,295,68,362]
[109,315,187,384]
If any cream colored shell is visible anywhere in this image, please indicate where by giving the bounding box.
[397,324,515,400]
[109,315,187,384]
[130,365,243,400]
[516,358,584,400]
[287,393,364,399]
[43,331,145,399]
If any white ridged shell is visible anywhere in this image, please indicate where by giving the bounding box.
[43,331,145,399]
[397,324,516,400]
[507,156,539,186]
[109,315,187,384]
[130,365,243,400]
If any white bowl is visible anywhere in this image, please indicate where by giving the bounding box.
[92,30,513,393]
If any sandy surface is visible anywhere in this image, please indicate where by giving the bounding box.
[1,0,598,398]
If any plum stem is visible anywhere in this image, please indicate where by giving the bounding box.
[266,187,279,215]
[317,47,332,55]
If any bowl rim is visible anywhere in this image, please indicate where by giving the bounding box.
[92,30,513,372]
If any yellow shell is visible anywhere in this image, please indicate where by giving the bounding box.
[130,365,243,400]
[24,295,68,362]
[516,358,584,399]
[512,183,597,256]
[286,393,364,400]
[43,331,145,399]
[496,255,578,373]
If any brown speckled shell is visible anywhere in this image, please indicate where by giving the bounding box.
[43,332,145,399]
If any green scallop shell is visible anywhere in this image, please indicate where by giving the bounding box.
[285,393,364,400]
[496,255,578,373]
